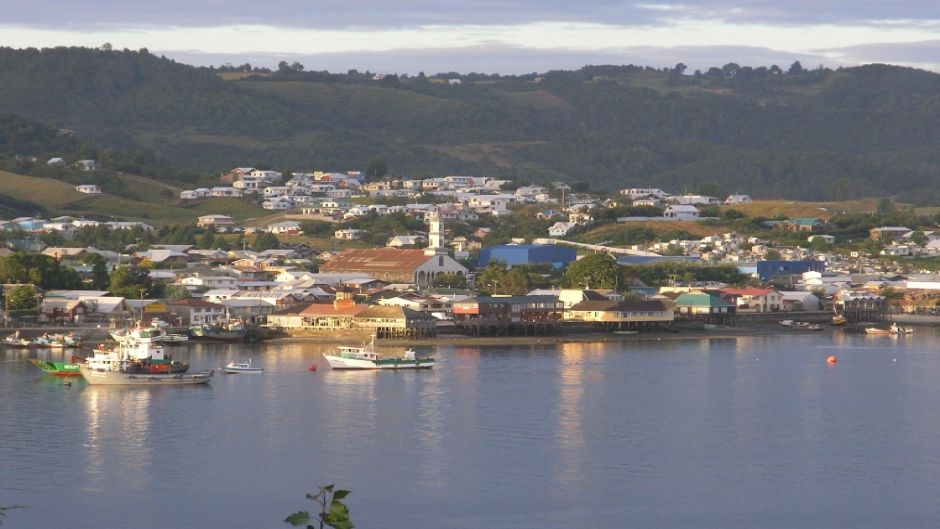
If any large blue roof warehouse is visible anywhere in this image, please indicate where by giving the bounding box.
[479,244,577,269]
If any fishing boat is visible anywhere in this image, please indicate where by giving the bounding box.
[78,339,201,385]
[85,331,189,375]
[3,331,32,348]
[79,364,213,386]
[189,320,246,341]
[158,333,190,345]
[223,358,263,374]
[323,335,434,370]
[866,323,914,335]
[779,320,810,328]
[29,355,85,377]
[34,333,83,349]
[794,323,823,331]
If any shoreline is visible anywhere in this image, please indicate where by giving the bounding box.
[266,323,855,347]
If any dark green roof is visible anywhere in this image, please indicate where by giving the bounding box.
[674,293,733,307]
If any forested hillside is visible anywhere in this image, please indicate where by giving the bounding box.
[1,46,940,202]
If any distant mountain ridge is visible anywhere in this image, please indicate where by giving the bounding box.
[1,46,939,202]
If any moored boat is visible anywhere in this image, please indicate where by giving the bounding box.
[29,356,84,377]
[79,364,213,385]
[831,314,848,325]
[223,358,263,374]
[865,323,914,335]
[34,333,83,349]
[189,320,246,341]
[3,331,32,348]
[323,335,434,370]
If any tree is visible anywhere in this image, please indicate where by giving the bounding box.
[197,231,216,250]
[432,273,467,289]
[563,253,622,290]
[365,158,388,180]
[252,232,281,252]
[5,285,37,313]
[788,61,803,74]
[672,63,687,75]
[301,220,335,236]
[910,230,928,247]
[109,265,162,298]
[285,484,353,529]
[764,249,782,260]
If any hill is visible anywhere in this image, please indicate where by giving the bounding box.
[0,170,266,225]
[2,47,940,201]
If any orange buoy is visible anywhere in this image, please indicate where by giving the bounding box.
[827,355,838,364]
[308,363,318,372]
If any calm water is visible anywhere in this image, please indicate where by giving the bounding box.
[3,331,940,528]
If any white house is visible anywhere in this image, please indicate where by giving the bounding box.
[74,184,102,194]
[75,160,100,172]
[549,221,578,237]
[664,205,700,219]
[619,187,670,199]
[334,229,364,240]
[671,194,720,206]
[197,215,235,230]
[724,194,752,205]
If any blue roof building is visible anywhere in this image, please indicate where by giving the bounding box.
[756,260,825,282]
[479,244,577,269]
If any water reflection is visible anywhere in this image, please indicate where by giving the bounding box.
[553,343,587,493]
[81,387,153,492]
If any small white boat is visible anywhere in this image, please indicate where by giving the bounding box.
[223,359,263,374]
[3,331,32,348]
[323,335,434,370]
[158,333,190,344]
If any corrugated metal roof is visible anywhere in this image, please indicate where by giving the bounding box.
[320,249,430,273]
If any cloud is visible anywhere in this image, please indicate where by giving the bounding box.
[3,0,939,30]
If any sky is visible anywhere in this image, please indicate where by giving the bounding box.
[0,1,938,74]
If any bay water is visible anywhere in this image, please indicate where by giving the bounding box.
[2,331,940,528]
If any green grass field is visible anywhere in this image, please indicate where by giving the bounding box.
[0,170,266,225]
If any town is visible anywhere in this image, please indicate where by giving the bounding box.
[3,163,940,339]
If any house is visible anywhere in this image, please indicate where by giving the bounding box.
[718,288,783,312]
[294,296,368,330]
[387,235,426,248]
[75,159,100,172]
[779,291,821,311]
[74,184,102,194]
[620,188,670,199]
[870,226,912,241]
[452,295,563,333]
[334,228,364,240]
[39,299,88,324]
[319,248,468,287]
[164,298,227,325]
[548,222,578,237]
[564,299,673,327]
[268,221,302,235]
[664,205,700,219]
[179,274,239,290]
[47,157,66,166]
[673,293,735,319]
[785,217,824,232]
[353,305,437,338]
[197,215,235,230]
[670,194,720,205]
[724,194,752,205]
